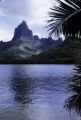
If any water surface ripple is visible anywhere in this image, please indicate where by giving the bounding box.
[0,65,80,120]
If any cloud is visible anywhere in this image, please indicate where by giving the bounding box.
[0,0,30,16]
[0,28,13,41]
[0,0,54,41]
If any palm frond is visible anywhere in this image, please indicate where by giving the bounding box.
[48,0,81,37]
[64,94,81,115]
[64,65,81,116]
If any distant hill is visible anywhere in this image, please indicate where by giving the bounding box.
[0,21,63,63]
[28,37,81,64]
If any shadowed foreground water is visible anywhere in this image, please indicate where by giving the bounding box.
[0,65,80,120]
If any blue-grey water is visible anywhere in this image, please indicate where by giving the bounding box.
[0,65,80,120]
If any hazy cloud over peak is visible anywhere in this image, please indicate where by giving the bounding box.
[0,0,54,41]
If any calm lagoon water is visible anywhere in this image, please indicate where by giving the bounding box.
[0,65,80,120]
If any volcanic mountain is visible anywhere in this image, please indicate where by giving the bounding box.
[0,21,63,63]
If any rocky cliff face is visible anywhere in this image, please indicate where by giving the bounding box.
[0,21,63,63]
[12,21,33,41]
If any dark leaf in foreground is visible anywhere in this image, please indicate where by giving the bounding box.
[48,0,81,37]
[65,65,81,116]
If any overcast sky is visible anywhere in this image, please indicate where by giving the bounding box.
[0,0,57,41]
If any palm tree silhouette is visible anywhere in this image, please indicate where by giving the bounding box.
[48,0,81,38]
[64,65,81,116]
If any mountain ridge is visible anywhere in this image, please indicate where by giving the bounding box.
[29,37,81,64]
[0,21,63,63]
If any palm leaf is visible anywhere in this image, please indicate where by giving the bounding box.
[64,94,81,115]
[48,0,81,37]
[64,65,81,116]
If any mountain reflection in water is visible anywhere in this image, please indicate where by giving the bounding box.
[0,65,80,120]
[11,66,34,104]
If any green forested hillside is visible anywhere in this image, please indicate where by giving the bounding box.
[29,37,81,64]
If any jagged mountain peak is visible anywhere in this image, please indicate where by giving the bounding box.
[21,20,28,26]
[12,21,33,40]
[0,21,63,63]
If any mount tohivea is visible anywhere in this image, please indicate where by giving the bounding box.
[0,21,63,63]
